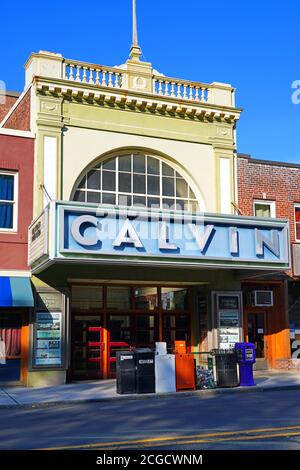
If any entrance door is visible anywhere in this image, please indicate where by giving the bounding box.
[246,312,268,370]
[71,315,103,380]
[107,315,132,378]
[107,313,158,378]
[163,314,190,352]
[0,313,21,382]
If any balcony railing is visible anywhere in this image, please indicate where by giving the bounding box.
[63,59,222,105]
[152,76,210,103]
[64,60,124,89]
[26,52,235,108]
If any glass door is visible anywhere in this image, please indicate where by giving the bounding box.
[107,315,132,377]
[163,314,190,352]
[71,314,103,380]
[107,313,158,377]
[246,311,268,368]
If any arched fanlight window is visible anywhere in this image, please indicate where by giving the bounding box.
[73,153,200,212]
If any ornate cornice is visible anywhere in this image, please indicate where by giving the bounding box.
[34,76,241,124]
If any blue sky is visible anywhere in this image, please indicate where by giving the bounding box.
[0,0,299,163]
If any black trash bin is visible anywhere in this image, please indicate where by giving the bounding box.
[116,350,136,394]
[135,348,155,394]
[211,349,239,388]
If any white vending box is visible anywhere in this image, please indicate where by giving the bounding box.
[155,354,176,393]
[155,342,167,356]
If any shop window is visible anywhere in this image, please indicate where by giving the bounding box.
[295,206,300,241]
[135,315,156,347]
[161,288,189,311]
[72,286,103,310]
[109,315,131,342]
[253,200,275,218]
[107,287,131,310]
[163,314,189,350]
[134,287,158,310]
[72,153,200,212]
[0,171,18,231]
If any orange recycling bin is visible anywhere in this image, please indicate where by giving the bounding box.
[174,341,195,391]
[174,340,187,354]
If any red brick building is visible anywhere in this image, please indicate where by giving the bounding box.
[0,90,35,384]
[238,153,300,369]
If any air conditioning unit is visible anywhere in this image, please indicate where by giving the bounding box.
[249,290,273,307]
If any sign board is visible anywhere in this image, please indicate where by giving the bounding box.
[216,293,241,350]
[33,311,62,367]
[36,291,63,311]
[29,202,291,271]
[218,311,240,349]
[28,208,49,266]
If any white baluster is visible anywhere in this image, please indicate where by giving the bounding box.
[153,78,157,94]
[189,85,194,100]
[76,65,81,82]
[95,69,100,86]
[206,87,211,102]
[176,83,182,98]
[69,64,74,81]
[102,71,107,86]
[108,72,113,87]
[115,73,120,88]
[164,81,170,97]
[82,67,87,83]
[195,86,200,101]
[158,80,163,95]
[89,68,94,84]
[183,84,188,99]
[170,82,175,98]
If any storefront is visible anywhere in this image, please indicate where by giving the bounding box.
[70,285,191,379]
[0,276,34,384]
[25,200,290,386]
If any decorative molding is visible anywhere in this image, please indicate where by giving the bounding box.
[35,79,240,124]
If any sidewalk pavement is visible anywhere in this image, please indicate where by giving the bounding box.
[1,371,300,409]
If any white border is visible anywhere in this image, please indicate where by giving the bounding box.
[0,170,18,233]
[253,199,276,218]
[295,204,300,242]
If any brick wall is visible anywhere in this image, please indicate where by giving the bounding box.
[237,155,300,243]
[0,134,34,270]
[3,90,31,131]
[0,92,19,122]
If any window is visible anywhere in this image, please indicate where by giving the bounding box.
[295,206,300,241]
[73,153,200,212]
[161,288,189,311]
[0,171,18,231]
[253,200,276,218]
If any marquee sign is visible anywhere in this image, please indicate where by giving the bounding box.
[29,202,290,271]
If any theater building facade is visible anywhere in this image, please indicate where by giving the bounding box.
[2,46,291,386]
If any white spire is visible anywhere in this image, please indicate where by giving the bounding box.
[132,0,138,46]
[129,0,141,61]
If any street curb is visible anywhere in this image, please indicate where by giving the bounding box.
[1,383,300,410]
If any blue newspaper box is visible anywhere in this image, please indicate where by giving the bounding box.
[234,342,256,387]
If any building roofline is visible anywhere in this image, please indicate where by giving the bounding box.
[237,153,300,169]
[5,91,21,98]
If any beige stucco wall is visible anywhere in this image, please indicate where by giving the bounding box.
[62,127,216,212]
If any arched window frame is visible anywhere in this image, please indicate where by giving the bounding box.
[71,151,205,212]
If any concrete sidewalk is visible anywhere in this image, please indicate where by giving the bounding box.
[1,371,300,409]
